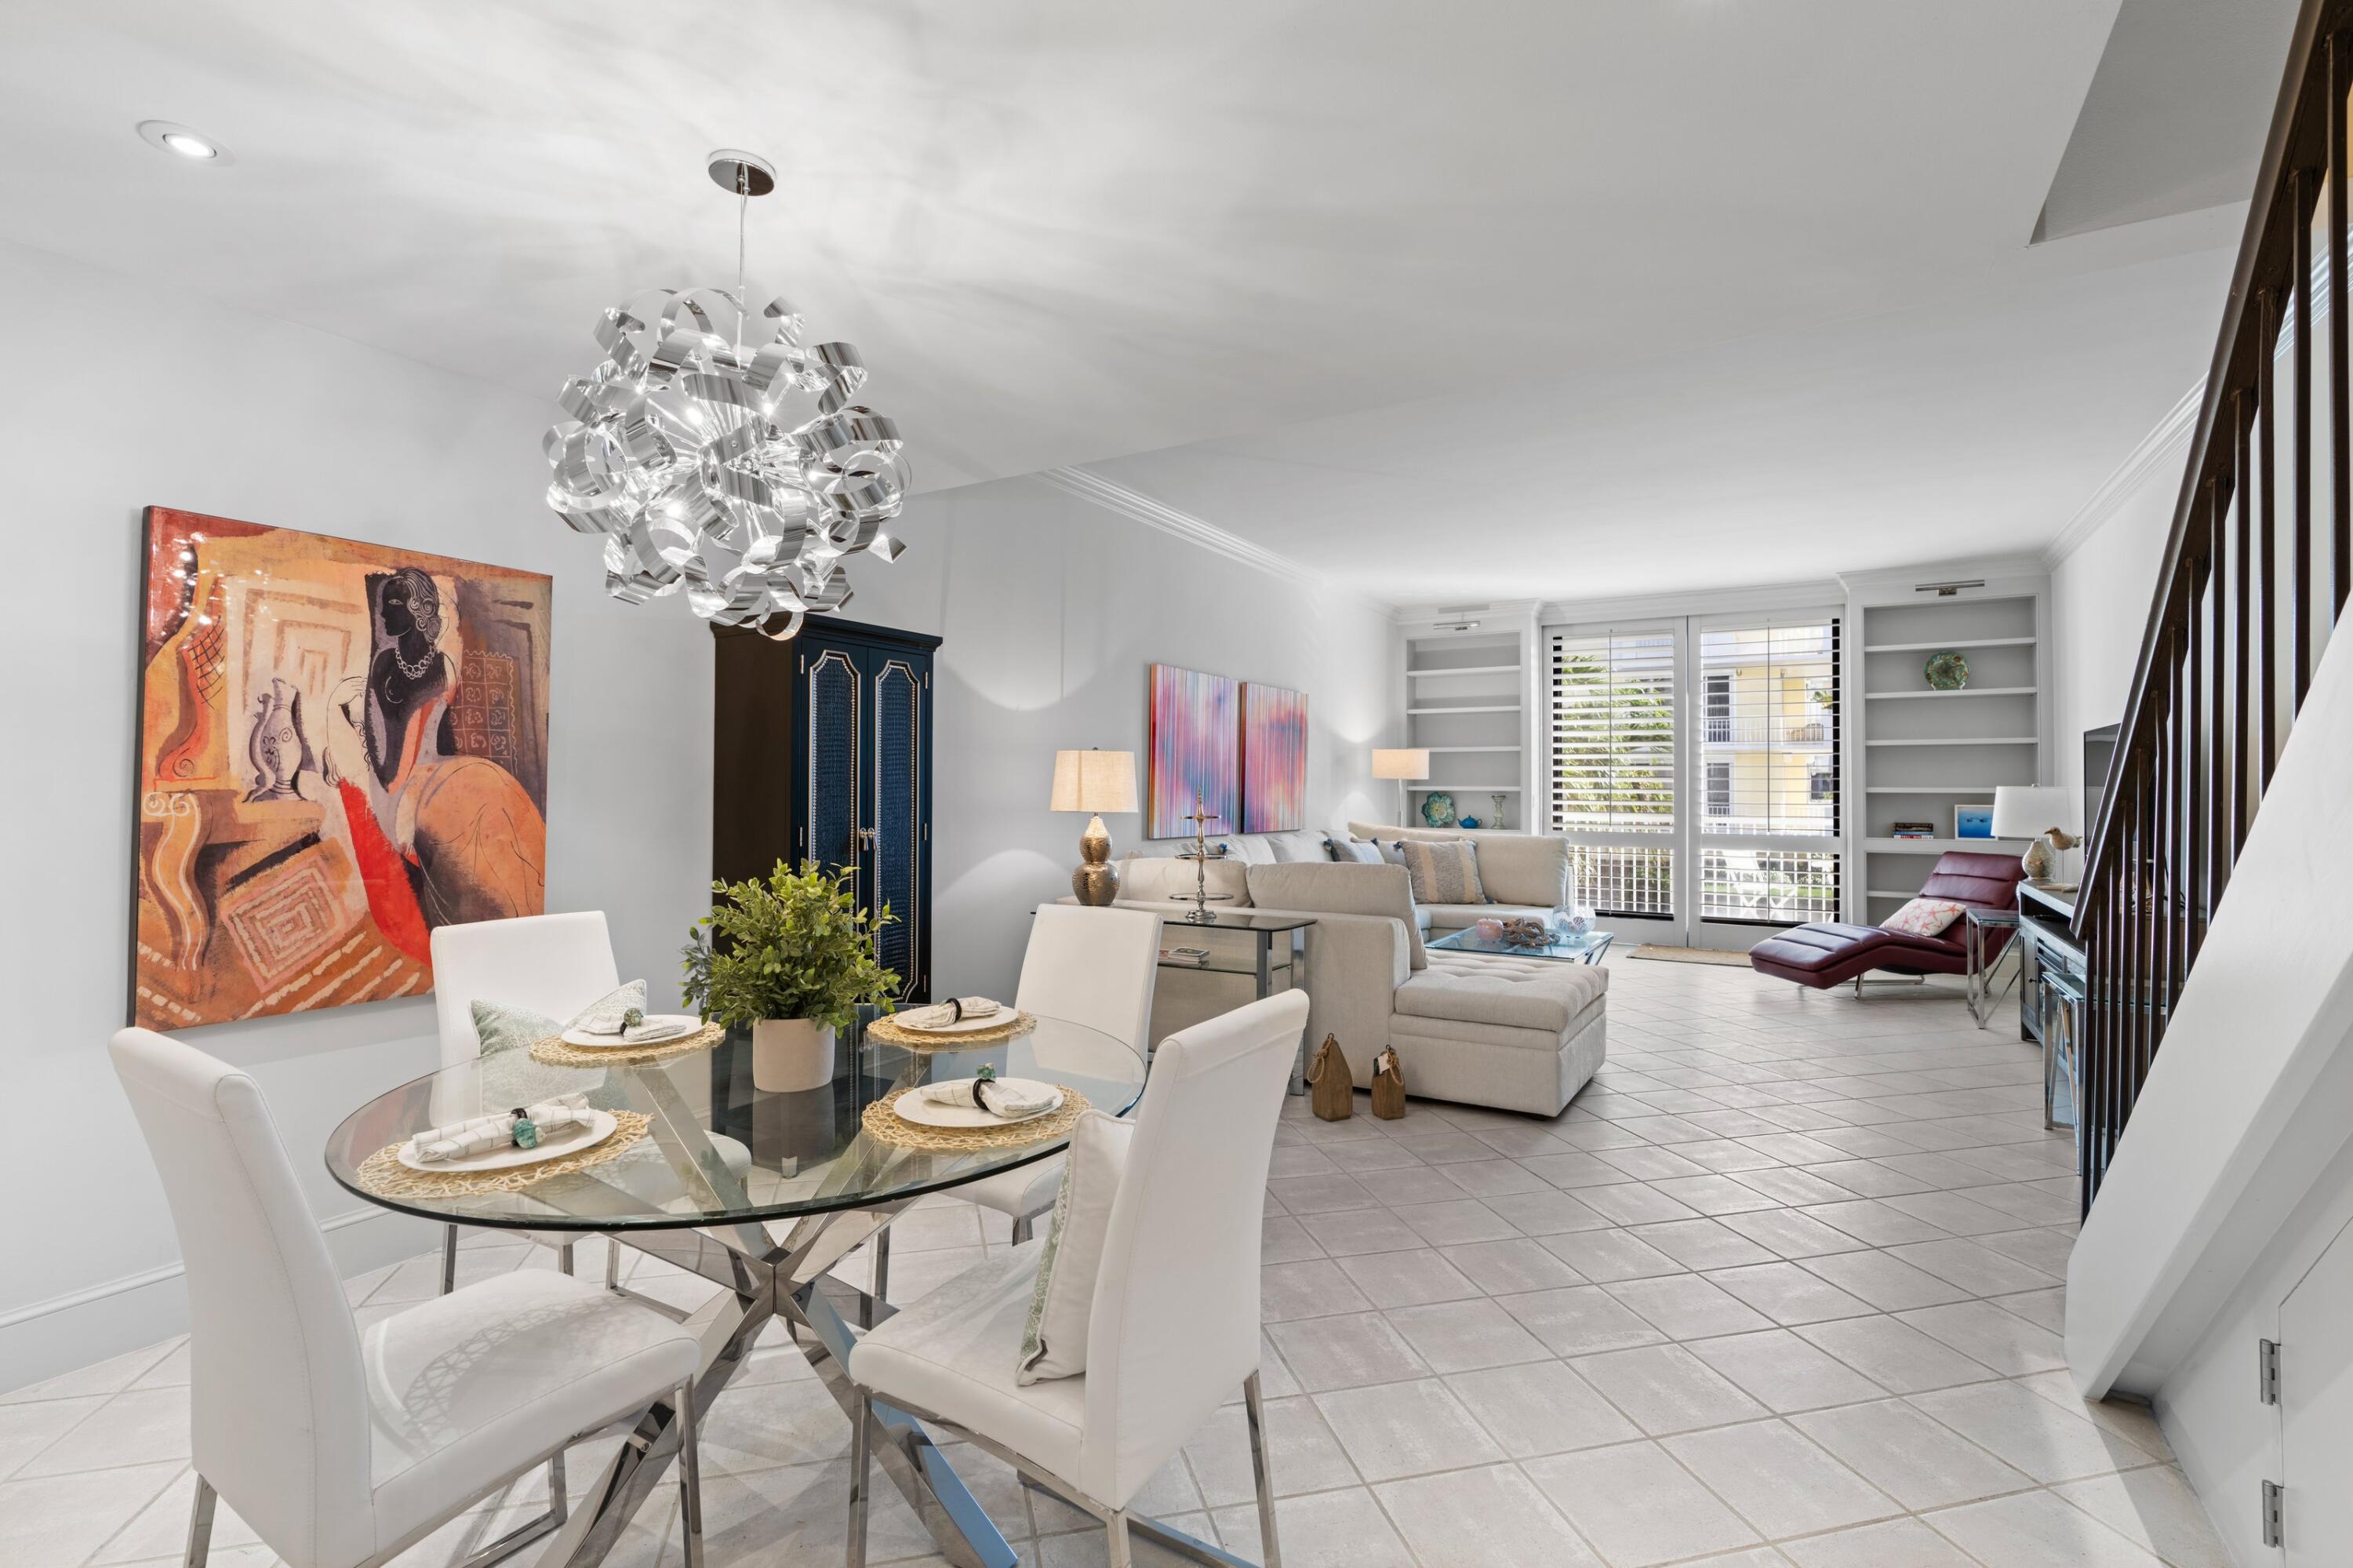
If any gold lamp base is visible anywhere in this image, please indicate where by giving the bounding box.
[1072,813,1122,906]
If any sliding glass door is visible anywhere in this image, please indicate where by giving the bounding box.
[1547,611,1842,948]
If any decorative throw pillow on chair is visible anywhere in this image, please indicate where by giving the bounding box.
[1017,1111,1134,1384]
[1402,838,1486,905]
[1879,897,1969,938]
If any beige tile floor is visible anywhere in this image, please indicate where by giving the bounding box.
[1,956,2233,1568]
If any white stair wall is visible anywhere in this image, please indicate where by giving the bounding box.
[2064,606,2353,1555]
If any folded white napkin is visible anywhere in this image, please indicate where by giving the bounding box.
[896,996,1003,1031]
[919,1075,1057,1120]
[407,1093,595,1163]
[571,980,648,1037]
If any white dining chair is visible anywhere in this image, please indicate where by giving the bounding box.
[951,904,1161,1250]
[430,911,755,1295]
[108,1028,707,1568]
[844,988,1307,1568]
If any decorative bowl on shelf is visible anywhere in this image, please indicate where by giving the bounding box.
[1420,792,1457,828]
[1923,650,1969,690]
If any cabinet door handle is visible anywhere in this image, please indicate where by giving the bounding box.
[854,827,877,850]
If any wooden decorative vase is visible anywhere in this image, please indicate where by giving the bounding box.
[1307,1034,1353,1122]
[1371,1047,1406,1119]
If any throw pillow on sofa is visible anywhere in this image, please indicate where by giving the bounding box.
[1326,835,1384,864]
[1402,837,1486,905]
[1881,897,1969,937]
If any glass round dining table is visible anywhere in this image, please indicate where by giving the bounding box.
[325,1010,1146,1568]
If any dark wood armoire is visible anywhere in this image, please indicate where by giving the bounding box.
[711,615,941,1005]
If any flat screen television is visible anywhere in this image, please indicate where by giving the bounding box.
[2084,723,2119,841]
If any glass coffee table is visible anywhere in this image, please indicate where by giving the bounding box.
[1428,924,1613,963]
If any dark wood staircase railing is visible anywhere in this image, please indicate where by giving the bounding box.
[2078,0,2353,1213]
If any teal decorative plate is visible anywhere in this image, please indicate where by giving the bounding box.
[1420,792,1457,828]
[1923,650,1969,690]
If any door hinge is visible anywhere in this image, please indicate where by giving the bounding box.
[2261,1479,2283,1548]
[2260,1338,2281,1406]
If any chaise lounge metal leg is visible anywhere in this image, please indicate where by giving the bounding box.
[846,1391,874,1568]
[677,1380,704,1568]
[441,1223,460,1295]
[184,1474,216,1568]
[1244,1370,1282,1567]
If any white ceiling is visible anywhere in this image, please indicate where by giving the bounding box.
[0,1,2266,605]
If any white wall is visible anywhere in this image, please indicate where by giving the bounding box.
[0,235,716,1390]
[815,473,1402,999]
[0,236,1400,1390]
[2049,431,2183,874]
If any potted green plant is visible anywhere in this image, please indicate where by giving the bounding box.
[682,860,900,1092]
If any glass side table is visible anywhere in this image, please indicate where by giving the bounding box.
[1150,908,1318,1093]
[1964,906,2022,1029]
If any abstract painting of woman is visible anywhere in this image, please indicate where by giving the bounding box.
[132,509,551,1028]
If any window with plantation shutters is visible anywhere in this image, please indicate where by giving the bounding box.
[1693,617,1840,922]
[1548,628,1677,916]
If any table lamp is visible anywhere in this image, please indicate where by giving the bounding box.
[1051,748,1139,906]
[1992,784,2078,885]
[1372,748,1430,826]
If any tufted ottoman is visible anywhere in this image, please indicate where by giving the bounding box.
[1387,950,1609,1116]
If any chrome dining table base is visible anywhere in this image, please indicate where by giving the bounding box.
[533,1203,1256,1568]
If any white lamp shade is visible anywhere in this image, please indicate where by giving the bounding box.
[1991,784,2077,839]
[1372,748,1431,781]
[1050,749,1138,813]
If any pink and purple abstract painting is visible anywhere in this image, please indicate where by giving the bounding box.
[1242,682,1308,832]
[1146,664,1239,838]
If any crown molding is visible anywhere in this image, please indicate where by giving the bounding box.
[1034,466,1386,609]
[2043,380,2204,569]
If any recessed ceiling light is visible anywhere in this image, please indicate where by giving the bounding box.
[136,120,234,166]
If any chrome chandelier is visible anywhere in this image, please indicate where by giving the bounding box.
[542,150,908,639]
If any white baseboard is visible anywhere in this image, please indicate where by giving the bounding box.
[0,1204,436,1395]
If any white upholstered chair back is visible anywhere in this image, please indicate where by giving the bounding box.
[1015,904,1162,1053]
[430,911,620,1071]
[108,1028,376,1568]
[1078,988,1307,1505]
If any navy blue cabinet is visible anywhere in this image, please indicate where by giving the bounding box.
[713,617,940,1003]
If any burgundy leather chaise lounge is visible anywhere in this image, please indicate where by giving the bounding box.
[1748,850,2028,994]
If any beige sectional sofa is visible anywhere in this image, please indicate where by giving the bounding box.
[1106,832,1604,1116]
[1342,820,1572,934]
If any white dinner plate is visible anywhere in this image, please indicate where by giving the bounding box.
[560,1013,703,1048]
[892,1079,1064,1129]
[889,1007,1027,1038]
[397,1108,618,1173]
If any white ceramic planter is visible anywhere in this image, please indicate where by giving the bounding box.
[752,1017,837,1093]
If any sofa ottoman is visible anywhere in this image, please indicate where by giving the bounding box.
[1389,951,1608,1116]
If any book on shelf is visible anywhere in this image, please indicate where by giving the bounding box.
[1158,946,1212,966]
[1889,820,1936,839]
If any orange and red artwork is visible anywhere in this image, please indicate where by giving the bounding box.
[132,508,551,1028]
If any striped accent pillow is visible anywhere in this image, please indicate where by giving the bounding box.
[1402,837,1486,905]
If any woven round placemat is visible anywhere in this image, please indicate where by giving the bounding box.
[351,1110,653,1199]
[860,1084,1090,1151]
[527,1021,726,1068]
[864,1011,1038,1050]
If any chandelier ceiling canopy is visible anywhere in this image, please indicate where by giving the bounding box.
[542,150,908,640]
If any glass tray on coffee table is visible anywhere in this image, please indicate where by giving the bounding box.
[1427,924,1613,963]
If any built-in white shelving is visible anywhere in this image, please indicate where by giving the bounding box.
[1401,622,1532,828]
[1847,583,2047,922]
